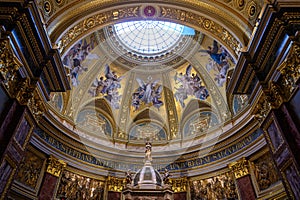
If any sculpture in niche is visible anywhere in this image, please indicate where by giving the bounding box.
[131,76,163,111]
[253,153,278,191]
[89,64,124,109]
[199,40,234,87]
[190,172,238,200]
[56,170,104,200]
[63,35,99,86]
[174,64,209,108]
[16,151,43,189]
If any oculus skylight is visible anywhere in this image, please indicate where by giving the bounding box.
[113,20,195,55]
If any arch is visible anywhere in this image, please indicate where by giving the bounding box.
[46,2,251,59]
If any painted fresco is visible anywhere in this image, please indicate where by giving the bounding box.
[174,64,209,108]
[62,34,99,86]
[129,123,166,141]
[88,64,124,109]
[131,76,163,111]
[183,111,219,137]
[76,110,112,137]
[199,40,235,88]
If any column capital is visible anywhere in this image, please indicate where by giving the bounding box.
[46,155,67,177]
[228,157,250,179]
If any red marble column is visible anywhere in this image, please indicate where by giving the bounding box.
[236,175,256,200]
[174,192,187,200]
[107,191,121,200]
[39,173,59,200]
[0,102,35,200]
[229,158,256,200]
[38,155,66,200]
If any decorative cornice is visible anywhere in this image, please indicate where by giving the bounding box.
[46,155,67,177]
[253,39,300,123]
[0,39,21,87]
[253,93,271,123]
[27,90,46,121]
[277,41,300,99]
[228,157,250,179]
[55,5,242,58]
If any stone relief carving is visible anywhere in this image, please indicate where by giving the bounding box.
[56,170,104,200]
[253,153,278,191]
[16,151,44,189]
[190,172,238,200]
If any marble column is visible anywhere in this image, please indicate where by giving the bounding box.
[38,155,67,200]
[229,158,256,200]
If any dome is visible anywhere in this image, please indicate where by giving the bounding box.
[47,4,250,173]
[133,165,162,188]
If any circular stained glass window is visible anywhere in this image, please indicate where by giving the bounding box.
[114,20,185,55]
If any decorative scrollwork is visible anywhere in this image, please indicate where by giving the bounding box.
[278,41,300,99]
[46,155,67,177]
[228,157,250,179]
[0,39,21,91]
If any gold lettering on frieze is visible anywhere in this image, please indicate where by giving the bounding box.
[228,157,250,179]
[46,155,67,177]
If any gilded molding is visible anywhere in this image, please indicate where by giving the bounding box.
[162,73,179,139]
[57,6,140,54]
[277,41,300,99]
[160,6,240,55]
[254,40,300,123]
[46,155,67,177]
[56,5,241,58]
[28,90,46,121]
[0,39,34,104]
[228,157,250,179]
[0,39,21,87]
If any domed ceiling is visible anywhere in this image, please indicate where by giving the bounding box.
[40,1,260,160]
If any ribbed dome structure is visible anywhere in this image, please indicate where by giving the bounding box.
[133,164,162,188]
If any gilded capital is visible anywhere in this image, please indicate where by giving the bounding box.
[169,177,187,192]
[228,157,250,179]
[46,155,67,177]
[107,176,126,192]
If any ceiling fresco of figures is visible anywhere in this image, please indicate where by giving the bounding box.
[49,19,249,145]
